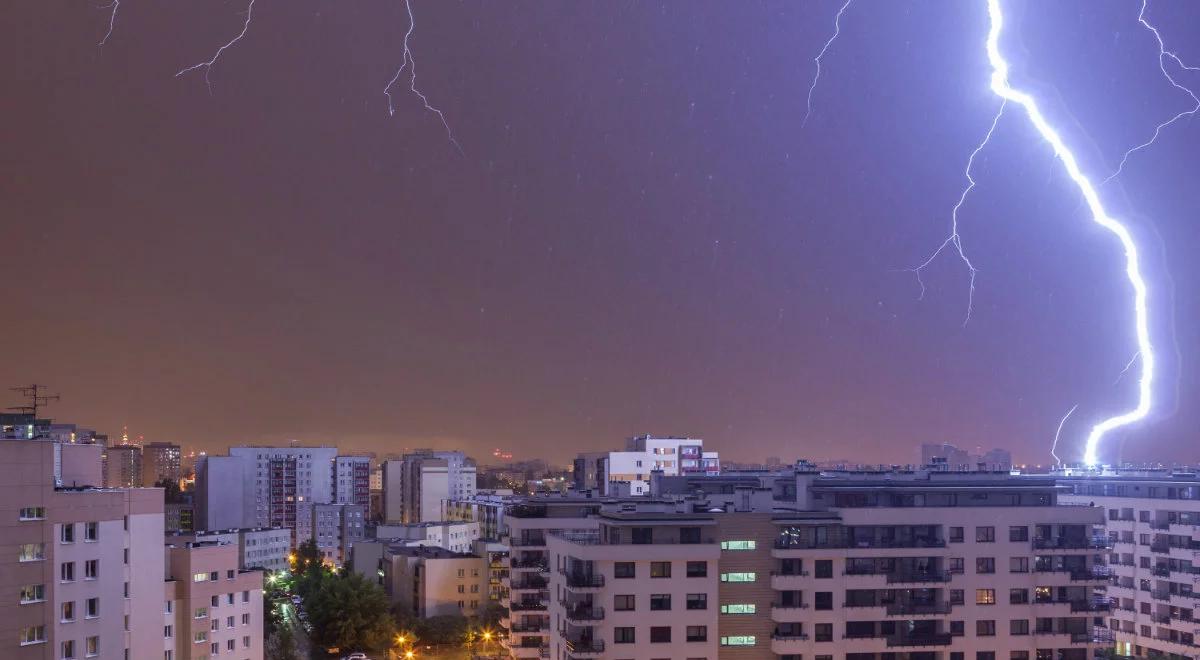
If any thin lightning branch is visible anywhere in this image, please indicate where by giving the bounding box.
[175,0,256,94]
[905,100,1006,325]
[384,0,462,153]
[1103,0,1200,185]
[1050,404,1079,468]
[98,0,120,46]
[985,0,1154,467]
[1113,351,1141,386]
[802,0,853,127]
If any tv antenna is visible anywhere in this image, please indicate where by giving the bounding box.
[9,384,60,418]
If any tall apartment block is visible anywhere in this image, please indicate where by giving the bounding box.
[381,450,477,524]
[334,455,372,516]
[228,447,338,531]
[502,468,1112,660]
[295,502,364,565]
[164,537,264,660]
[103,443,143,488]
[1059,470,1200,658]
[574,435,720,496]
[142,442,183,486]
[0,439,166,659]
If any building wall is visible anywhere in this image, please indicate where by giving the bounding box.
[167,542,264,660]
[195,456,256,532]
[713,512,777,659]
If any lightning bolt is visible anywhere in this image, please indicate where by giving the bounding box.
[1103,0,1199,185]
[1050,403,1079,468]
[98,0,120,46]
[802,0,853,128]
[175,0,256,94]
[985,0,1154,467]
[384,0,462,153]
[906,100,1005,325]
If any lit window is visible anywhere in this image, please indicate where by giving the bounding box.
[720,635,756,646]
[976,589,997,605]
[720,603,755,614]
[19,543,45,562]
[719,572,756,583]
[720,540,756,550]
[19,584,45,603]
[19,507,46,520]
[20,625,46,646]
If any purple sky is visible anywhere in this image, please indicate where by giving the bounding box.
[4,0,1198,466]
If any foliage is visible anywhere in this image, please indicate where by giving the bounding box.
[154,478,186,504]
[417,615,470,646]
[302,569,395,653]
[265,622,298,660]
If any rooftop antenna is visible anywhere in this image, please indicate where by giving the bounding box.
[8,384,60,418]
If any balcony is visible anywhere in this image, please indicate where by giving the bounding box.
[509,643,549,659]
[1151,589,1172,602]
[511,536,547,548]
[561,603,604,622]
[886,633,953,647]
[770,634,809,655]
[1153,565,1171,577]
[773,537,944,550]
[563,638,604,657]
[886,570,951,584]
[509,601,548,612]
[1069,566,1112,581]
[509,622,550,634]
[770,603,809,621]
[560,571,604,589]
[508,505,548,518]
[1032,536,1110,551]
[1070,599,1112,613]
[511,558,548,572]
[885,601,952,616]
[1151,540,1170,554]
[510,577,548,591]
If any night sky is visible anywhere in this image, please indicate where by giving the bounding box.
[5,1,1199,466]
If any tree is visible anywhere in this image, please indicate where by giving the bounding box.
[154,478,184,504]
[303,570,395,653]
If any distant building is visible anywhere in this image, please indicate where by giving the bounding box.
[574,435,720,496]
[921,442,1012,471]
[166,502,195,532]
[382,450,478,524]
[0,413,105,445]
[373,520,482,553]
[442,492,512,540]
[167,528,292,572]
[102,443,142,487]
[194,455,257,532]
[296,502,364,565]
[142,441,182,485]
[228,446,338,530]
[334,455,372,516]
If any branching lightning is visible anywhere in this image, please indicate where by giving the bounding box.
[906,100,1005,325]
[1050,404,1079,468]
[175,0,256,94]
[1103,0,1199,185]
[985,0,1154,467]
[98,0,120,47]
[802,0,853,128]
[384,0,462,154]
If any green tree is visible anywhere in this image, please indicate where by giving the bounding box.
[304,571,395,653]
[154,478,184,504]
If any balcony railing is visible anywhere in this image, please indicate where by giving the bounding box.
[772,570,810,577]
[511,537,547,547]
[561,603,604,621]
[1070,599,1112,613]
[774,538,944,550]
[1151,541,1170,554]
[1032,536,1111,550]
[510,577,548,590]
[510,622,550,633]
[886,601,952,616]
[1070,566,1112,581]
[886,633,953,647]
[772,602,809,610]
[886,570,951,584]
[771,633,809,641]
[511,559,549,571]
[560,571,604,588]
[564,639,604,654]
[509,601,548,612]
[1153,566,1171,577]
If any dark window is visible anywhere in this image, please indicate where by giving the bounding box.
[686,561,707,577]
[1009,589,1028,605]
[976,620,996,636]
[650,626,671,643]
[614,627,635,644]
[686,593,707,610]
[976,557,995,574]
[680,527,701,544]
[977,654,995,660]
[686,626,707,642]
[650,562,671,578]
[650,594,671,611]
[1010,619,1029,635]
[815,623,833,642]
[950,621,964,636]
[1011,653,1029,660]
[976,527,995,542]
[948,557,964,574]
[951,654,965,660]
[815,592,833,610]
[614,594,635,611]
[949,589,964,605]
[814,560,833,578]
[949,527,964,543]
[1009,526,1028,542]
[1010,557,1029,573]
[614,562,635,579]
[632,528,653,544]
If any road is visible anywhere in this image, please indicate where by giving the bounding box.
[279,601,314,659]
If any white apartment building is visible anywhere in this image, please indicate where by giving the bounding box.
[443,492,512,541]
[381,451,478,524]
[333,455,372,515]
[574,435,720,496]
[167,528,292,572]
[164,538,264,660]
[228,446,338,531]
[379,546,490,618]
[1059,470,1200,658]
[375,520,482,553]
[505,469,1113,660]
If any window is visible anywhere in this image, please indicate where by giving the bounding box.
[226,616,234,628]
[976,654,995,660]
[949,589,964,605]
[948,557,964,573]
[20,625,46,646]
[1009,526,1028,542]
[976,526,995,542]
[720,603,755,614]
[815,623,833,642]
[227,569,235,580]
[194,631,207,643]
[165,625,173,638]
[686,561,707,577]
[1010,619,1029,635]
[194,607,207,619]
[1009,588,1028,604]
[242,590,250,602]
[20,543,45,562]
[686,593,707,610]
[976,557,995,574]
[20,584,45,603]
[720,572,755,582]
[976,589,996,605]
[614,627,635,644]
[650,562,671,578]
[1010,557,1029,573]
[86,598,99,618]
[63,639,77,658]
[227,639,235,651]
[720,540,756,550]
[62,524,75,543]
[241,614,250,625]
[1011,653,1030,660]
[85,560,98,580]
[193,573,208,582]
[614,594,635,611]
[62,562,75,582]
[976,620,996,636]
[209,571,218,581]
[85,636,99,657]
[720,636,756,646]
[650,626,671,643]
[84,523,98,542]
[211,642,219,654]
[650,594,672,611]
[211,595,220,607]
[950,620,964,636]
[19,507,46,520]
[949,526,964,542]
[614,562,635,578]
[243,636,250,648]
[815,591,833,610]
[63,601,76,622]
[814,560,833,578]
[686,625,707,642]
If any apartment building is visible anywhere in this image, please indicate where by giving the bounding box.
[103,443,143,487]
[296,503,365,566]
[508,468,1112,660]
[228,446,338,532]
[381,451,478,524]
[379,546,489,618]
[142,442,183,485]
[574,435,720,496]
[443,492,512,540]
[333,455,372,516]
[165,538,264,660]
[0,439,165,660]
[375,520,482,553]
[167,528,292,572]
[1059,470,1200,658]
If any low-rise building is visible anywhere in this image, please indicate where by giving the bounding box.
[165,538,264,660]
[443,492,512,540]
[374,521,482,553]
[381,546,489,618]
[166,527,292,572]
